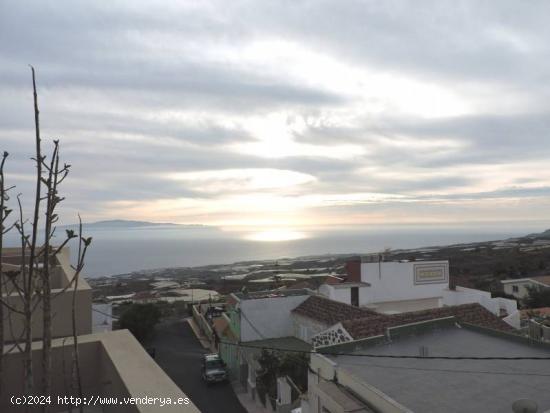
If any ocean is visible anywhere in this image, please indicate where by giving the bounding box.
[2,223,543,278]
[3,222,548,278]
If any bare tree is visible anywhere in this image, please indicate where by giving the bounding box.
[0,150,15,394]
[0,67,92,412]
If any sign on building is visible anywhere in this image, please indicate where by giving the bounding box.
[413,263,448,285]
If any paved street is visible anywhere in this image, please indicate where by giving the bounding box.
[150,320,247,413]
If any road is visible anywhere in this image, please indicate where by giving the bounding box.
[150,319,247,413]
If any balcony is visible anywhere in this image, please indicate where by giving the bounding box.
[1,247,92,342]
[1,329,200,412]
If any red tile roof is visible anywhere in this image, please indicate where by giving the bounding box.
[291,295,382,326]
[521,307,550,318]
[342,303,515,339]
[531,275,550,287]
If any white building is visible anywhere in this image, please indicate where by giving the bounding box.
[501,275,550,299]
[318,259,520,328]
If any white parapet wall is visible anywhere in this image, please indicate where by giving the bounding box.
[239,294,310,342]
[442,286,520,329]
[1,330,200,413]
[360,261,450,304]
[1,247,92,342]
[309,353,412,413]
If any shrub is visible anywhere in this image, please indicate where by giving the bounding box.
[118,303,161,341]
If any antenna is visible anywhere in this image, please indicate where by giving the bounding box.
[512,399,538,413]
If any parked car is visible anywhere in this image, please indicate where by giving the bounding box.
[201,353,228,384]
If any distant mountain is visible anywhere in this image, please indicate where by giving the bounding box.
[60,219,211,229]
[527,228,550,239]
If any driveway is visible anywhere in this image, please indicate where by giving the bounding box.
[150,319,247,413]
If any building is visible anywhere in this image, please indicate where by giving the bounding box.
[501,275,550,299]
[219,289,312,407]
[291,295,380,344]
[1,247,199,412]
[306,316,550,413]
[1,247,92,342]
[522,307,550,343]
[318,258,519,328]
[224,289,312,344]
[3,330,197,412]
[292,293,515,348]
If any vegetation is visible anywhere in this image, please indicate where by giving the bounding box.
[256,349,309,409]
[0,68,91,411]
[524,286,550,309]
[118,303,162,341]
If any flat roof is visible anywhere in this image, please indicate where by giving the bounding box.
[233,288,310,300]
[329,326,550,413]
[501,276,550,286]
[317,380,372,413]
[329,282,370,289]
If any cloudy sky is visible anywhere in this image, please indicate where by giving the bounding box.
[2,0,550,232]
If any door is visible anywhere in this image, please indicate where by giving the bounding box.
[350,287,359,307]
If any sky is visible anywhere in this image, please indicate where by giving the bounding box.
[2,1,550,233]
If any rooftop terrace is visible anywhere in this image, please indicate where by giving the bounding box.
[232,288,311,301]
[328,325,550,413]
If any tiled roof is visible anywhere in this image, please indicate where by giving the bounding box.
[521,307,550,318]
[531,275,550,286]
[342,303,515,339]
[291,295,382,326]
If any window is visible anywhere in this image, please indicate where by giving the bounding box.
[351,287,359,307]
[300,325,309,341]
[512,285,519,293]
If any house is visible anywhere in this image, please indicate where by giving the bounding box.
[218,281,526,413]
[291,295,380,343]
[501,275,550,299]
[305,314,550,413]
[521,307,550,342]
[318,258,520,328]
[219,289,312,406]
[293,293,515,348]
[235,336,311,410]
[1,247,199,412]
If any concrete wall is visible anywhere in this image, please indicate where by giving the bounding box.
[360,261,449,304]
[368,297,441,314]
[192,304,214,342]
[1,330,199,413]
[240,295,309,342]
[336,368,412,413]
[442,286,520,329]
[318,284,370,306]
[2,248,92,342]
[529,320,550,342]
[291,313,330,343]
[308,354,411,413]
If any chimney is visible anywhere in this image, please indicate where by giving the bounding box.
[449,275,457,291]
[345,258,362,282]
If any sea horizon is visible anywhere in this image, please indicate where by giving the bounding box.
[5,221,548,278]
